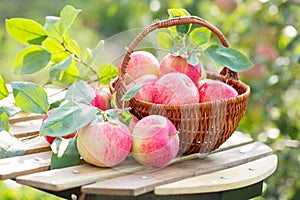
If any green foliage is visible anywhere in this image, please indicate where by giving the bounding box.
[0,75,9,100]
[50,137,80,169]
[0,1,299,199]
[5,18,48,46]
[0,131,25,159]
[157,8,253,72]
[39,102,97,137]
[11,82,49,114]
[205,45,253,72]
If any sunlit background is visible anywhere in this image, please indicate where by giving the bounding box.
[0,0,299,199]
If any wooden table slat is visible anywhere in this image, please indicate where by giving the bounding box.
[154,154,278,195]
[0,151,51,180]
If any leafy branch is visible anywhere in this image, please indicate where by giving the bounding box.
[157,8,253,72]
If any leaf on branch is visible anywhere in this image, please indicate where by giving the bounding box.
[14,46,51,74]
[44,16,62,39]
[157,32,174,49]
[167,8,191,37]
[189,27,211,46]
[60,5,82,35]
[0,131,25,159]
[0,75,9,100]
[121,83,143,101]
[96,64,118,85]
[65,80,95,104]
[11,82,50,114]
[0,109,10,132]
[49,56,73,82]
[6,18,48,46]
[205,45,253,72]
[39,102,97,137]
[50,137,80,169]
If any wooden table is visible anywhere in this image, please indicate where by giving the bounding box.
[0,86,278,200]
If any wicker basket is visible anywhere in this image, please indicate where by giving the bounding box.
[110,16,250,155]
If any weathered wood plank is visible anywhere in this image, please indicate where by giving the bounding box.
[10,119,42,138]
[16,142,272,194]
[80,142,273,196]
[23,136,50,155]
[155,154,277,195]
[0,151,51,180]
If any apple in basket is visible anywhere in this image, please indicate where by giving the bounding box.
[90,86,112,111]
[118,51,160,81]
[198,79,238,103]
[77,117,132,167]
[131,115,179,168]
[42,108,76,144]
[160,53,202,84]
[126,74,159,103]
[152,72,199,105]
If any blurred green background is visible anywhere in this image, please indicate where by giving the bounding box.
[0,0,299,199]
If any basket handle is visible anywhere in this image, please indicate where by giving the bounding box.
[120,16,239,80]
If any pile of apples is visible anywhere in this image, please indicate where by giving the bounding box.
[42,50,239,169]
[125,51,239,105]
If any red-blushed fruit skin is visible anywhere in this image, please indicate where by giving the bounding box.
[152,72,199,105]
[198,79,238,103]
[118,51,160,80]
[77,121,132,167]
[160,54,202,84]
[131,115,179,168]
[91,87,112,111]
[42,108,76,144]
[126,74,158,102]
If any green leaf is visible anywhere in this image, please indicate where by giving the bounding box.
[60,5,81,34]
[0,109,10,132]
[14,46,51,74]
[96,64,118,85]
[157,32,174,49]
[65,81,95,104]
[11,82,50,114]
[121,83,143,101]
[43,37,70,63]
[1,106,21,117]
[50,137,80,169]
[85,40,104,67]
[49,56,73,82]
[55,64,79,86]
[0,75,9,100]
[6,18,48,46]
[0,131,25,159]
[167,8,191,37]
[205,45,254,72]
[39,102,97,137]
[44,16,62,39]
[189,27,211,46]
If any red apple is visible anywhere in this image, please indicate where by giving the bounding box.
[42,108,76,144]
[118,51,160,80]
[126,74,158,102]
[77,120,132,167]
[152,72,199,105]
[91,86,112,111]
[131,115,179,168]
[160,54,202,84]
[198,79,238,103]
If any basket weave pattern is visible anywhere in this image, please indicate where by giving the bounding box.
[111,16,250,155]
